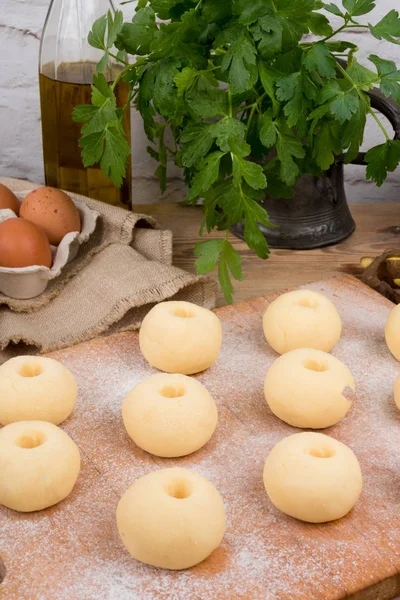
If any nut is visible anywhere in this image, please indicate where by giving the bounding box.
[385,256,400,280]
[360,257,375,269]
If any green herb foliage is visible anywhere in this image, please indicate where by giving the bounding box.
[74,0,400,302]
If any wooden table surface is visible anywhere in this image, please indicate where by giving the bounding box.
[3,275,400,600]
[136,203,400,306]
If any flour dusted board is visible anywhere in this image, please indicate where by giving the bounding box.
[1,275,400,600]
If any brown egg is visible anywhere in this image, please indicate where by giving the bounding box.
[20,186,81,246]
[0,183,20,214]
[0,218,52,269]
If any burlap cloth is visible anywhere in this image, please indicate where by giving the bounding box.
[0,177,216,363]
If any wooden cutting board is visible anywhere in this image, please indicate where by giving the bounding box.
[1,275,400,600]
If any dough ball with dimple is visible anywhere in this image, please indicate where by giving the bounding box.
[139,301,222,375]
[386,304,400,362]
[263,432,362,523]
[116,467,226,570]
[0,420,80,512]
[263,290,342,355]
[122,373,218,457]
[394,374,400,410]
[0,356,78,426]
[264,348,355,429]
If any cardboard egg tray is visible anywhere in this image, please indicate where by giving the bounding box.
[0,194,99,299]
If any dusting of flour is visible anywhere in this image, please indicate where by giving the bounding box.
[1,276,400,600]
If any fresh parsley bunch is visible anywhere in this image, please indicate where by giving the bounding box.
[74,0,400,303]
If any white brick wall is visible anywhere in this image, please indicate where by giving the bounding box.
[0,0,398,203]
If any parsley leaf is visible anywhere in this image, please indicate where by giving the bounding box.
[273,0,315,20]
[79,130,106,166]
[201,0,232,23]
[259,62,280,115]
[88,14,108,50]
[365,140,400,186]
[220,242,244,283]
[150,10,207,68]
[88,11,124,71]
[228,138,252,158]
[312,120,342,170]
[96,53,110,74]
[73,105,99,124]
[274,0,314,48]
[369,10,400,45]
[107,10,124,48]
[174,67,198,96]
[137,64,157,140]
[276,132,305,186]
[152,59,180,117]
[75,74,131,187]
[369,54,400,103]
[116,7,157,55]
[100,122,131,187]
[186,88,228,118]
[194,238,243,304]
[346,60,378,91]
[79,104,116,136]
[214,118,246,152]
[317,79,360,123]
[150,0,186,20]
[188,151,225,200]
[322,3,345,17]
[228,137,267,190]
[232,155,267,190]
[251,16,283,60]
[302,42,336,79]
[330,92,359,122]
[91,73,114,106]
[342,101,367,163]
[233,0,270,26]
[242,195,272,260]
[343,0,375,17]
[194,239,225,274]
[259,112,278,148]
[276,72,317,127]
[180,123,217,167]
[218,251,237,304]
[308,13,333,37]
[220,32,258,92]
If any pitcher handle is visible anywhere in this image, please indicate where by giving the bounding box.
[351,89,400,165]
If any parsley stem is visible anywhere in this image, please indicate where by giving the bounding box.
[321,22,368,43]
[122,88,134,111]
[228,87,233,117]
[336,62,390,141]
[367,105,390,140]
[109,52,129,67]
[111,64,133,92]
[247,104,257,131]
[321,23,347,43]
[240,92,267,126]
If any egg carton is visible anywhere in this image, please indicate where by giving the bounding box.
[0,195,100,299]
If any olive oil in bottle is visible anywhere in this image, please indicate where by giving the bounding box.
[39,1,132,208]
